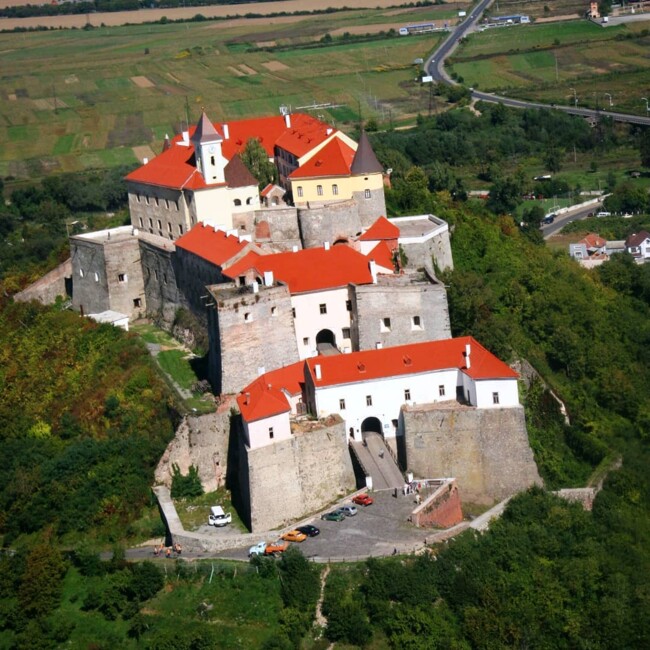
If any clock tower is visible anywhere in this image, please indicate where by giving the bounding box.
[191,111,226,185]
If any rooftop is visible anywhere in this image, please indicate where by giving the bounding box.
[175,223,248,267]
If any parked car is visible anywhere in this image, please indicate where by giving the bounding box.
[541,214,556,225]
[352,493,374,507]
[321,511,345,522]
[208,505,232,527]
[296,525,320,537]
[264,540,289,556]
[248,541,267,557]
[281,530,307,543]
[337,505,358,517]
[596,211,611,218]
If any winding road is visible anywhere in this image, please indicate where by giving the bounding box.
[426,3,650,127]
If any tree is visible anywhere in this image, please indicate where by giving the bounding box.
[241,138,276,190]
[640,128,650,169]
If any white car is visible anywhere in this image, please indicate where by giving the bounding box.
[337,505,358,517]
[596,211,611,218]
[208,505,232,527]
[248,541,267,557]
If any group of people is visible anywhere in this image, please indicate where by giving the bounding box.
[153,542,182,558]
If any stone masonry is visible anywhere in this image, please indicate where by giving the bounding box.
[298,200,364,249]
[14,259,71,305]
[238,415,356,532]
[402,403,542,504]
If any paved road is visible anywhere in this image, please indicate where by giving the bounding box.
[425,3,650,127]
[541,204,600,239]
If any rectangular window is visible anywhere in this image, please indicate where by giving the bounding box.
[118,273,127,283]
[269,427,274,439]
[412,315,422,329]
[364,189,371,199]
[404,389,411,400]
[439,385,446,397]
[303,337,309,346]
[339,399,346,410]
[319,303,327,315]
[346,300,352,311]
[366,395,373,406]
[292,307,296,319]
[163,273,167,285]
[245,312,252,323]
[332,184,338,195]
[493,392,500,405]
[139,217,144,228]
[271,306,277,317]
[381,317,391,332]
[297,186,303,198]
[148,218,153,228]
[317,185,323,196]
[94,272,99,282]
[167,222,172,233]
[133,298,142,308]
[178,225,183,235]
[342,327,351,339]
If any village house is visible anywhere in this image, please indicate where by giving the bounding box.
[625,230,650,262]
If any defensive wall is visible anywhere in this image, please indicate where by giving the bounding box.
[402,402,543,504]
[237,415,356,532]
[14,258,71,305]
[411,479,464,529]
[393,215,454,272]
[298,199,364,249]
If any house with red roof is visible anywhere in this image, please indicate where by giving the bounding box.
[237,336,520,448]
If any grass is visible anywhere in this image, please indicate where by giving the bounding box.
[157,349,199,391]
[174,488,247,533]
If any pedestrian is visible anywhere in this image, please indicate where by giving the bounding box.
[379,449,384,459]
[165,547,171,558]
[394,487,398,498]
[153,545,159,557]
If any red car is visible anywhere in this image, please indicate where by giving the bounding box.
[352,494,374,507]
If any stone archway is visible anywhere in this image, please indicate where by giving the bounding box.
[361,416,382,439]
[316,329,336,347]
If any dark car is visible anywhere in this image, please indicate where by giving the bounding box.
[321,511,345,522]
[541,214,555,225]
[296,525,320,537]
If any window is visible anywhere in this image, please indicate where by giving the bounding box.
[319,303,327,315]
[234,198,242,206]
[148,218,153,228]
[339,399,346,410]
[163,273,167,285]
[381,317,391,332]
[366,395,373,406]
[404,389,411,401]
[94,272,99,282]
[317,185,323,196]
[346,300,352,311]
[210,155,215,166]
[133,298,142,308]
[246,197,253,205]
[297,186,303,198]
[269,427,274,439]
[439,385,446,397]
[139,217,144,228]
[493,392,500,405]
[332,184,338,195]
[178,225,183,235]
[412,315,422,329]
[157,219,162,230]
[245,312,252,323]
[154,270,158,280]
[292,308,296,319]
[79,269,84,278]
[167,223,172,233]
[136,193,142,203]
[271,306,277,317]
[303,337,309,346]
[342,327,351,339]
[364,189,371,199]
[118,273,127,283]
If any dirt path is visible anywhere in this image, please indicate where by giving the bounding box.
[0,0,411,30]
[314,564,330,629]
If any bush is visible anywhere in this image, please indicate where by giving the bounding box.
[170,464,203,498]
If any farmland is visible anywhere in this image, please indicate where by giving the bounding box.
[449,19,650,115]
[0,4,461,180]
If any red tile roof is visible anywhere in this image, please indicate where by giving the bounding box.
[223,245,375,294]
[626,230,650,248]
[368,241,395,271]
[304,336,518,387]
[359,216,399,241]
[125,143,207,190]
[236,361,304,422]
[174,223,247,267]
[289,138,355,179]
[579,233,606,249]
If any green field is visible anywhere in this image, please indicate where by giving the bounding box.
[450,19,650,113]
[0,5,455,181]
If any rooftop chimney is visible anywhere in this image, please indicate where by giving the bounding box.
[324,241,330,251]
[244,392,250,405]
[292,245,299,253]
[223,123,230,139]
[143,157,149,165]
[326,128,333,136]
[182,130,189,146]
[252,281,259,294]
[314,364,322,380]
[465,343,471,369]
[369,259,378,284]
[285,113,291,128]
[264,271,274,286]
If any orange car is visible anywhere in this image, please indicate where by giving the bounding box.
[264,540,289,556]
[281,530,307,543]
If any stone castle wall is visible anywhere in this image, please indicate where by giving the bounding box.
[253,207,302,251]
[298,200,363,248]
[351,274,451,351]
[240,416,356,532]
[412,480,464,529]
[207,283,299,395]
[352,188,387,228]
[401,230,454,273]
[14,259,71,305]
[140,240,185,326]
[402,404,542,504]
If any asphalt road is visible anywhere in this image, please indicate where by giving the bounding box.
[425,3,650,127]
[541,203,601,239]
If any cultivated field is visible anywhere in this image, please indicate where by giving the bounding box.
[450,20,650,114]
[0,4,460,179]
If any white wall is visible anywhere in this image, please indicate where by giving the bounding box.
[244,410,291,449]
[292,288,352,359]
[473,378,519,409]
[313,369,458,441]
[190,185,259,231]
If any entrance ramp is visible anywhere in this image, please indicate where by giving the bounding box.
[351,431,404,490]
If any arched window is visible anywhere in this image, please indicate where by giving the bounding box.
[234,199,242,206]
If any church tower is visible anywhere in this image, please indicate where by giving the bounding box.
[191,112,226,185]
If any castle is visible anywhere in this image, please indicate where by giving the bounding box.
[17,109,541,533]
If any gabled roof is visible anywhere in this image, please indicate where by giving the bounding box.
[289,138,356,179]
[261,183,285,198]
[224,154,258,188]
[359,216,399,241]
[368,241,395,271]
[237,361,304,422]
[350,130,383,175]
[579,233,607,250]
[125,144,203,190]
[304,336,518,388]
[626,230,650,247]
[191,111,223,145]
[174,223,247,267]
[223,245,376,294]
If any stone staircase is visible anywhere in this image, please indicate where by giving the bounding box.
[350,431,404,490]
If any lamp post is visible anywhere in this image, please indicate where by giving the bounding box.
[570,88,578,107]
[604,93,613,107]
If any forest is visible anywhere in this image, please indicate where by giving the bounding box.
[1,105,650,647]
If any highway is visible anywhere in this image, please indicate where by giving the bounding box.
[425,3,650,127]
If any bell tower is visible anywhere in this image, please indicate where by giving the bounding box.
[191,111,226,184]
